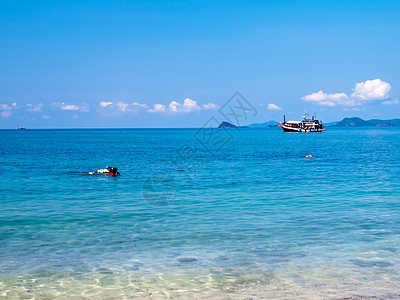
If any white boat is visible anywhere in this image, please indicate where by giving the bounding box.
[281,114,326,132]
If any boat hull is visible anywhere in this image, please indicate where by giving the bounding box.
[281,123,326,132]
[281,124,301,132]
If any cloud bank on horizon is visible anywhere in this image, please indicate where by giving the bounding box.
[147,98,218,113]
[99,101,148,112]
[99,98,218,114]
[0,80,398,123]
[301,79,397,107]
[0,98,219,119]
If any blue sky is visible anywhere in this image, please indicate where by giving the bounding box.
[1,0,399,128]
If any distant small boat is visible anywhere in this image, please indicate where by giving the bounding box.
[281,114,326,132]
[18,127,26,130]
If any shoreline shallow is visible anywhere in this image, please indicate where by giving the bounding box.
[2,266,400,299]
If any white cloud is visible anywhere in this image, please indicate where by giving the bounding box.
[202,102,218,110]
[100,101,113,107]
[115,102,129,112]
[343,107,365,112]
[351,79,391,100]
[169,98,201,113]
[301,79,392,107]
[42,115,51,119]
[1,103,19,117]
[61,104,80,111]
[99,101,148,112]
[79,103,90,112]
[147,104,166,113]
[267,103,283,111]
[168,101,180,112]
[1,104,19,110]
[132,102,148,109]
[1,111,13,117]
[99,98,217,114]
[51,102,89,112]
[72,114,78,119]
[27,103,44,112]
[382,98,399,105]
[301,91,352,106]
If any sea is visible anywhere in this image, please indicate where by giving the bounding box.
[1,127,400,299]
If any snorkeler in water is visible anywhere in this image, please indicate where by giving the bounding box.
[88,167,120,176]
[106,167,120,176]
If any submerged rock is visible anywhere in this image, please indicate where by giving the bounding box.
[177,257,197,263]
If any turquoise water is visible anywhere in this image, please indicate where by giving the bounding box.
[1,128,400,299]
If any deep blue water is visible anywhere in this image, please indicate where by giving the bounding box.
[1,128,400,298]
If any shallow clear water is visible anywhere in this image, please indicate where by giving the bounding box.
[1,128,400,299]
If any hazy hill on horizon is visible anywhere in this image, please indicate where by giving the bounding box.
[329,117,400,127]
[218,117,400,128]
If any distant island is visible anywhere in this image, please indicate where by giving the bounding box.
[218,117,400,128]
[327,117,400,127]
[218,121,239,128]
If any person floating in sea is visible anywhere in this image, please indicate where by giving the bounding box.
[88,166,120,176]
[106,167,120,176]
